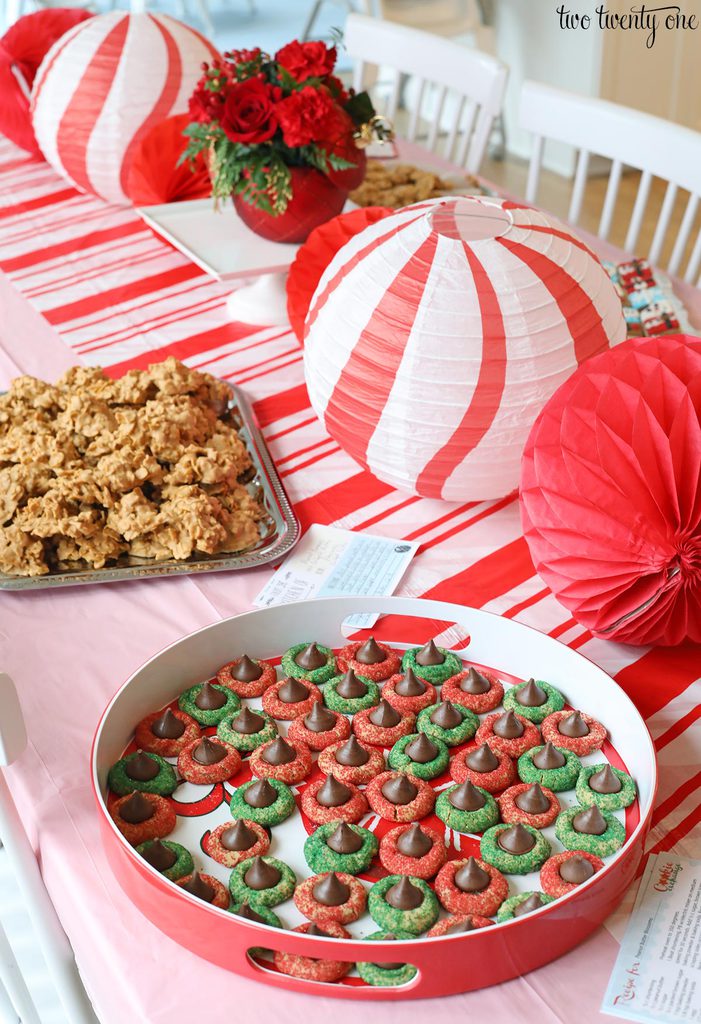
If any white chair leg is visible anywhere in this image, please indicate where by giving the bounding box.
[0,980,19,1024]
[301,0,324,41]
[0,920,38,1024]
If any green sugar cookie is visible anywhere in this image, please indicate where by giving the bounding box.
[304,821,379,875]
[368,875,439,935]
[229,855,296,908]
[401,645,463,684]
[135,839,193,881]
[323,673,380,714]
[229,778,296,826]
[178,682,241,726]
[517,745,581,791]
[356,931,418,987]
[555,806,626,856]
[228,903,282,928]
[502,680,565,724]
[217,708,278,753]
[281,643,337,684]
[435,785,499,833]
[480,823,551,874]
[496,891,555,922]
[576,764,637,812]
[416,702,479,747]
[388,733,450,780]
[108,751,178,796]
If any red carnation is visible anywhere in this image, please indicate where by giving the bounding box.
[275,39,336,82]
[220,78,278,144]
[276,86,339,148]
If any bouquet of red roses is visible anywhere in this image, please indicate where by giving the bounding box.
[182,39,379,215]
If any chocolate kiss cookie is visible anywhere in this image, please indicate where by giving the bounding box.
[516,679,547,707]
[245,856,281,890]
[397,823,433,858]
[444,919,476,934]
[381,775,418,805]
[317,774,353,808]
[262,738,297,765]
[235,902,268,924]
[244,779,278,808]
[278,678,310,704]
[327,823,364,854]
[119,792,155,824]
[533,742,566,770]
[416,640,445,666]
[151,708,185,739]
[589,765,622,794]
[141,839,177,871]
[373,934,403,971]
[313,873,351,906]
[335,736,369,767]
[231,707,266,734]
[369,700,401,728]
[405,734,439,764]
[296,643,327,670]
[430,702,463,729]
[460,668,491,695]
[336,670,368,699]
[231,656,263,682]
[558,712,589,738]
[356,638,387,665]
[573,806,607,835]
[513,893,544,917]
[221,821,258,852]
[181,871,215,902]
[465,744,500,773]
[195,681,227,711]
[515,784,550,814]
[449,780,485,811]
[560,856,595,884]
[493,711,524,739]
[386,876,424,909]
[395,668,426,697]
[307,922,332,936]
[498,823,536,855]
[304,702,337,733]
[192,737,228,765]
[454,857,490,893]
[125,751,160,782]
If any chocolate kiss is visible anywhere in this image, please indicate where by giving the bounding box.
[295,643,326,670]
[386,876,423,909]
[373,934,403,971]
[316,774,352,807]
[516,679,547,707]
[119,791,154,824]
[151,708,185,739]
[231,707,266,734]
[573,805,607,835]
[221,820,257,851]
[514,784,551,815]
[195,681,227,711]
[454,857,490,893]
[262,738,296,765]
[306,922,331,936]
[369,699,401,728]
[396,823,433,858]
[335,736,369,767]
[395,667,426,697]
[513,893,544,918]
[497,823,536,854]
[193,737,228,765]
[560,856,595,885]
[278,678,309,704]
[304,702,337,733]
[532,742,566,770]
[444,919,476,934]
[405,733,439,764]
[589,765,622,794]
[235,901,267,924]
[430,701,462,729]
[141,839,177,871]
[460,667,491,695]
[313,872,351,906]
[327,822,363,854]
[244,779,278,808]
[381,774,418,805]
[415,639,445,666]
[558,711,590,738]
[465,743,499,773]
[180,871,215,902]
[336,669,368,699]
[125,750,159,781]
[231,655,263,682]
[448,780,485,811]
[493,711,524,739]
[244,856,281,890]
[355,637,386,665]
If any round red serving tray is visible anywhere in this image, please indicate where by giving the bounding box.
[91,596,657,1000]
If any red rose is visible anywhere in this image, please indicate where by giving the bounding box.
[220,78,278,144]
[275,40,336,82]
[276,86,339,148]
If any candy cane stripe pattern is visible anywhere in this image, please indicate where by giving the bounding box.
[303,196,626,502]
[30,12,218,206]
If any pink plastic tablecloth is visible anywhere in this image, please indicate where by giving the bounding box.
[0,135,699,1024]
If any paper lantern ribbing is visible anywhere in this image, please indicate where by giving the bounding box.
[521,334,701,647]
[303,196,626,501]
[30,12,218,206]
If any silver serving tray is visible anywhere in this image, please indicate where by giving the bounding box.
[0,385,300,590]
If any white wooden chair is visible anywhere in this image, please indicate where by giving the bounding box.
[344,12,508,174]
[520,80,701,284]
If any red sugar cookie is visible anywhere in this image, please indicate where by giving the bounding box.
[450,744,517,793]
[249,738,312,784]
[273,920,352,982]
[134,708,200,757]
[441,669,504,714]
[336,639,401,681]
[382,673,437,714]
[427,914,494,936]
[262,678,322,721]
[317,738,386,785]
[434,858,508,917]
[293,872,367,924]
[353,704,415,747]
[497,783,560,829]
[300,776,369,825]
[109,792,176,846]
[216,657,277,698]
[541,710,607,755]
[365,771,435,823]
[177,736,242,784]
[475,712,541,758]
[204,819,270,868]
[288,708,351,752]
[176,872,230,909]
[540,850,604,897]
[379,823,447,879]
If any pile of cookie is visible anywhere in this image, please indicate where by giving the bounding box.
[349,160,481,209]
[107,637,636,988]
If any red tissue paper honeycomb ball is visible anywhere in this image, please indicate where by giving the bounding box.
[520,334,701,646]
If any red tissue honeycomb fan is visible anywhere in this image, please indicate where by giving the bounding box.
[520,334,701,646]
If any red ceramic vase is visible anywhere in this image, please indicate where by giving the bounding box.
[233,166,348,244]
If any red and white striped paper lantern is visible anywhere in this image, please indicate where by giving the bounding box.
[30,11,218,206]
[303,195,626,502]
